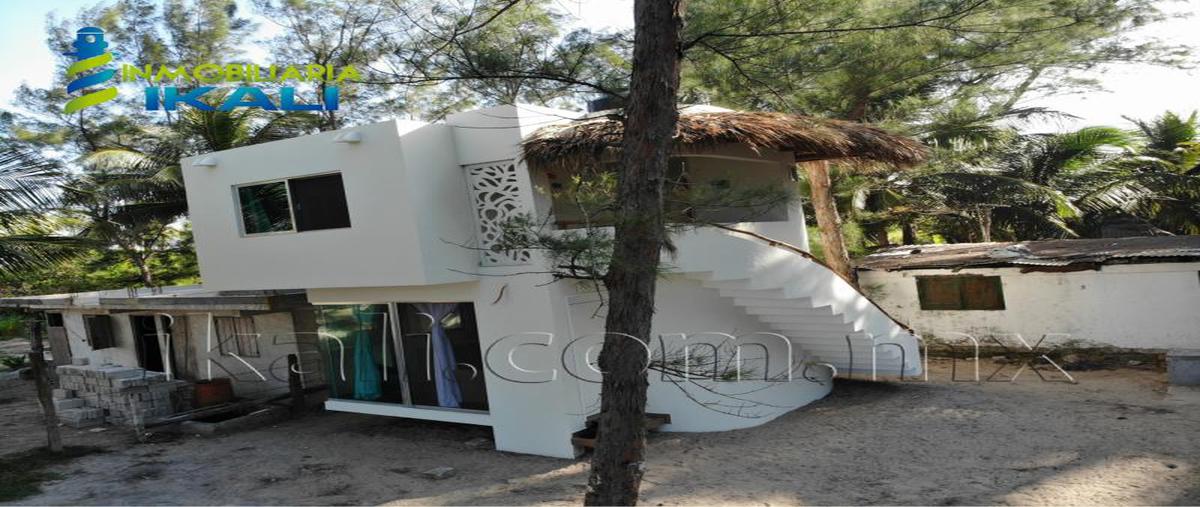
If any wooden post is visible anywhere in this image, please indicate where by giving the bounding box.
[28,316,63,453]
[287,354,304,416]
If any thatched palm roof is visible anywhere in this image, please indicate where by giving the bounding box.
[522,111,927,169]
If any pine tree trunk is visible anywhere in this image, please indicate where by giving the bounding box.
[584,1,685,505]
[902,222,917,245]
[865,192,890,248]
[804,160,856,284]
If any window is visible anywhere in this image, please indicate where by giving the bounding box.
[236,173,350,235]
[83,315,116,349]
[214,316,260,357]
[288,174,352,232]
[916,275,1005,310]
[45,312,64,327]
[238,181,292,234]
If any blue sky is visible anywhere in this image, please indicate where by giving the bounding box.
[2,0,1197,132]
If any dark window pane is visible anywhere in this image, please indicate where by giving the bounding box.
[916,275,1005,311]
[288,174,351,232]
[916,277,963,310]
[238,182,292,234]
[45,313,64,327]
[962,276,1005,310]
[84,315,115,349]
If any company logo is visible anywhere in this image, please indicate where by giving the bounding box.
[62,26,357,113]
[63,27,117,114]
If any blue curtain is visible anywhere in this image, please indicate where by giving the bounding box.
[351,308,382,401]
[415,303,463,408]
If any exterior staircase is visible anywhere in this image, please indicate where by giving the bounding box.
[672,227,922,378]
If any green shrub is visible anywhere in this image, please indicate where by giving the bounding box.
[0,314,24,338]
[0,355,27,370]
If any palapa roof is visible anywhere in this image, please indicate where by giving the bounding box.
[521,108,928,169]
[856,236,1200,272]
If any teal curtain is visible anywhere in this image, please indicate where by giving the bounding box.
[351,309,382,401]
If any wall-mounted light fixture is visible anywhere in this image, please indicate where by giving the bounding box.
[193,156,218,167]
[333,131,362,144]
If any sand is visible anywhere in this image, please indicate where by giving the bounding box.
[1,358,1198,505]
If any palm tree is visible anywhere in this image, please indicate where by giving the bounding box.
[900,127,1130,242]
[1085,111,1200,235]
[0,140,79,277]
[68,107,317,286]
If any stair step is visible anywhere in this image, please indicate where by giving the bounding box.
[731,297,828,312]
[763,322,854,333]
[716,288,788,299]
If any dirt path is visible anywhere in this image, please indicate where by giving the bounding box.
[2,359,1198,505]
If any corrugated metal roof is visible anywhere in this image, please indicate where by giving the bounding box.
[0,285,307,311]
[856,236,1200,271]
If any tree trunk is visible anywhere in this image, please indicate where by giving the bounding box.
[902,221,917,245]
[976,207,993,242]
[28,317,63,453]
[584,1,685,505]
[865,191,890,248]
[804,160,856,284]
[132,255,154,287]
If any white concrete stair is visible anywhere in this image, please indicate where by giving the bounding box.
[672,229,923,378]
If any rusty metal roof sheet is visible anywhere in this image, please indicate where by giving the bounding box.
[856,236,1200,271]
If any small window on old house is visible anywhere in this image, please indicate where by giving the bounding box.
[83,314,116,349]
[214,316,260,357]
[916,275,1005,310]
[45,313,64,327]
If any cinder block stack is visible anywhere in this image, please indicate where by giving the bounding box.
[53,360,193,428]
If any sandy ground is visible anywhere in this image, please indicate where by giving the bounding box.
[1,358,1198,506]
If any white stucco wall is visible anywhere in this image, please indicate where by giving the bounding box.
[58,310,139,368]
[182,119,476,291]
[308,277,589,459]
[182,311,304,399]
[857,262,1200,350]
[53,308,304,399]
[308,274,833,458]
[566,277,832,432]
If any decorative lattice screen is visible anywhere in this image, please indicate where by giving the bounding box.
[464,161,531,266]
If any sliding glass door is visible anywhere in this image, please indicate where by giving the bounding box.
[319,302,488,412]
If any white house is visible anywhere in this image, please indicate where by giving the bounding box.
[855,237,1200,351]
[6,104,925,459]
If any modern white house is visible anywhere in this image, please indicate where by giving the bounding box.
[856,237,1200,351]
[174,104,926,458]
[4,104,925,458]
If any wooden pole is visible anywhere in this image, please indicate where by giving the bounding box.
[28,316,63,453]
[287,354,305,416]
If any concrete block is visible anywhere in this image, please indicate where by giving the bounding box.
[96,366,142,379]
[1168,349,1200,386]
[72,357,89,366]
[54,398,85,411]
[114,377,148,390]
[52,388,73,400]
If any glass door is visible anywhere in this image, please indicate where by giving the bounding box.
[318,304,406,403]
[317,302,488,412]
[397,303,488,411]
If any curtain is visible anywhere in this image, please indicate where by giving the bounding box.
[415,303,463,408]
[351,308,382,401]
